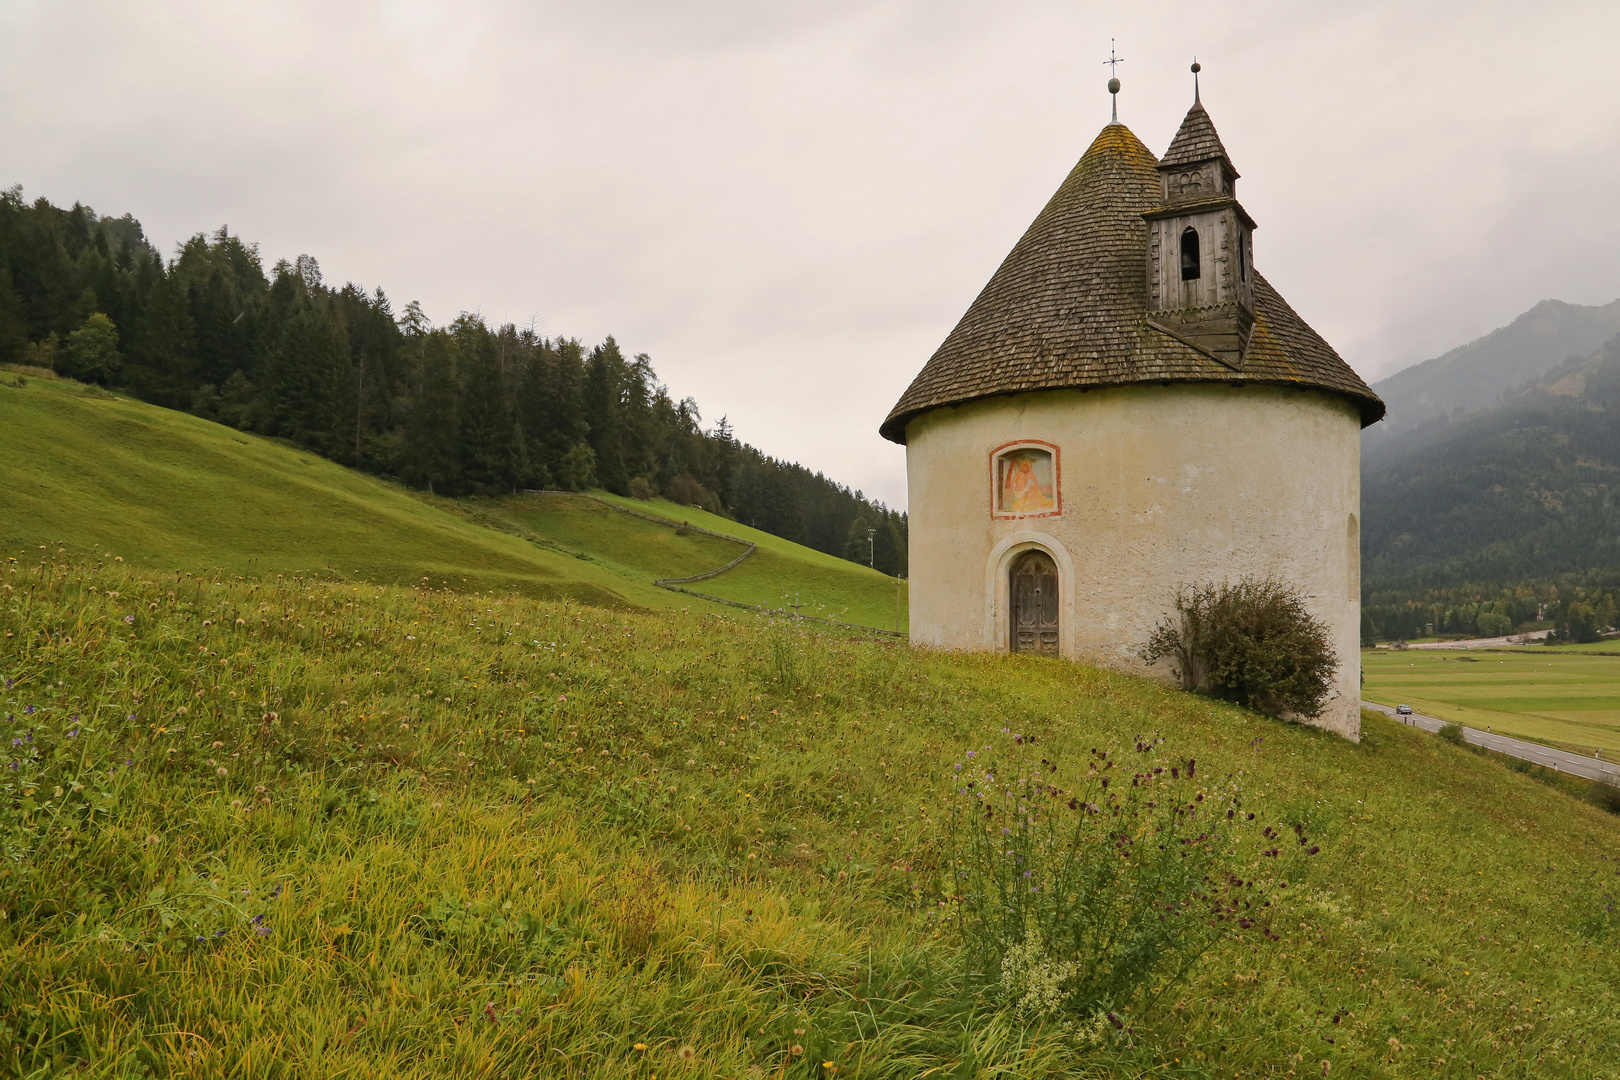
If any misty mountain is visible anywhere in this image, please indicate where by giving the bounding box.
[1364,297,1620,463]
[1361,331,1620,596]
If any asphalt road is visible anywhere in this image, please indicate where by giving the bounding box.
[1364,700,1620,786]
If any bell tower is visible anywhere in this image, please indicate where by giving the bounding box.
[1143,63,1256,368]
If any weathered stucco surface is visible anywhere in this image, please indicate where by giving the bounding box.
[905,383,1364,738]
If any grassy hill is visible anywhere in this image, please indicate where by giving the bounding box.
[3,556,1617,1077]
[0,369,904,630]
[483,492,908,633]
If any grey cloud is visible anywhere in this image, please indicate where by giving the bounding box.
[4,0,1617,507]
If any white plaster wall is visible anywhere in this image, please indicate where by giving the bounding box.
[904,383,1364,738]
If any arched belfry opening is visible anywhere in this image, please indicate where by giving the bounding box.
[1180,227,1201,280]
[1010,550,1059,655]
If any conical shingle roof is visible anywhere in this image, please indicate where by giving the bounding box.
[879,122,1383,443]
[1159,100,1236,172]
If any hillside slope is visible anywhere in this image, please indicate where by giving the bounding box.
[1362,334,1620,593]
[0,371,670,606]
[482,492,909,632]
[0,370,909,629]
[1365,297,1620,460]
[2,557,1616,1077]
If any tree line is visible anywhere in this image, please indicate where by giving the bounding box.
[0,188,907,576]
[1361,574,1619,645]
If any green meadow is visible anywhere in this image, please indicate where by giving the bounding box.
[2,555,1617,1078]
[4,369,1620,1077]
[0,372,904,630]
[1363,648,1620,755]
[483,492,909,633]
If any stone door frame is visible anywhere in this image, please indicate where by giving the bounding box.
[984,531,1075,657]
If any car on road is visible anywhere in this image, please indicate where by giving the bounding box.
[1396,704,1413,715]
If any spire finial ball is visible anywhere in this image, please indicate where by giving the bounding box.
[1108,77,1120,95]
[1191,61,1201,74]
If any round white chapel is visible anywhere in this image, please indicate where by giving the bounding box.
[881,78,1385,739]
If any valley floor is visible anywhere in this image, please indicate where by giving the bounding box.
[1364,647,1620,756]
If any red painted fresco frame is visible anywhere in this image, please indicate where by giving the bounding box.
[989,439,1062,520]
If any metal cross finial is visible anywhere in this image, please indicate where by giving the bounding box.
[1104,39,1123,123]
[1103,39,1124,77]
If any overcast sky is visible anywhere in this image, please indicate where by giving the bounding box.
[4,1,1618,507]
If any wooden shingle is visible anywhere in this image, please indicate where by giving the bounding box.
[879,122,1383,444]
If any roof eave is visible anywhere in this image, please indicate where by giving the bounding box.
[880,375,1386,445]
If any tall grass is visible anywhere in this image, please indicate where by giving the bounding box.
[4,549,1620,1077]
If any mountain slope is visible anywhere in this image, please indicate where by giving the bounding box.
[1362,332,1620,594]
[1365,297,1620,461]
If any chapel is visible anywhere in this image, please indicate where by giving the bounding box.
[880,69,1384,739]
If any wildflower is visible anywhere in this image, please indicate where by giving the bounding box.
[678,1046,696,1062]
[634,1043,648,1052]
[822,1062,836,1072]
[25,705,35,715]
[144,834,159,846]
[790,1045,804,1055]
[124,615,135,624]
[217,767,228,777]
[66,729,78,738]
[2,678,9,689]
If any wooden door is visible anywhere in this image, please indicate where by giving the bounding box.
[1010,550,1059,656]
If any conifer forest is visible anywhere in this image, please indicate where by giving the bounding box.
[0,189,907,576]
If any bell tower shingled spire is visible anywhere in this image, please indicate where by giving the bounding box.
[1142,63,1257,368]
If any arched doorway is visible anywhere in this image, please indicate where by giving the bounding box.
[1010,549,1059,655]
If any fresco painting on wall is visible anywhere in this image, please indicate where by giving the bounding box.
[997,447,1055,515]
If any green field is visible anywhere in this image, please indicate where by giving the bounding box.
[0,371,906,629]
[1364,647,1620,754]
[5,367,1620,1077]
[4,558,1618,1077]
[485,492,910,632]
